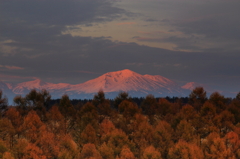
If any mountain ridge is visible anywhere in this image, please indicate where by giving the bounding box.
[1,69,193,102]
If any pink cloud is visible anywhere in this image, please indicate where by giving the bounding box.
[0,65,24,70]
[116,22,136,25]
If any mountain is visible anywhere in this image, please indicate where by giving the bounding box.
[67,69,186,97]
[181,82,216,95]
[1,69,192,103]
[12,79,71,97]
[181,82,205,90]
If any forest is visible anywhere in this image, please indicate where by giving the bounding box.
[0,87,240,159]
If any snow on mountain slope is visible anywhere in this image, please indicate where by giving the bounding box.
[12,79,71,94]
[0,81,12,93]
[1,69,190,99]
[182,82,205,90]
[182,82,215,95]
[67,69,185,96]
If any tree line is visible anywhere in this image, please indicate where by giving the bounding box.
[0,88,240,159]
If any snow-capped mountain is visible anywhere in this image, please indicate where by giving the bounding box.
[12,79,71,96]
[67,69,184,96]
[181,82,215,95]
[181,82,206,90]
[1,69,192,102]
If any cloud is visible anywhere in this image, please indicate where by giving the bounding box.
[137,31,151,35]
[116,22,136,25]
[0,74,37,82]
[0,65,24,70]
[0,0,239,93]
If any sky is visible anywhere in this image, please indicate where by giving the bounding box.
[0,0,240,96]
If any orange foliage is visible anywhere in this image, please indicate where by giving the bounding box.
[21,110,46,143]
[119,146,135,159]
[80,143,102,159]
[23,143,46,159]
[168,139,204,159]
[80,124,98,145]
[142,145,162,159]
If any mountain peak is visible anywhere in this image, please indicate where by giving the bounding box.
[111,69,135,74]
[182,82,204,90]
[28,78,48,86]
[103,69,139,79]
[120,69,134,73]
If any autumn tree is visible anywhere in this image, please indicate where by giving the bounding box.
[0,118,15,147]
[14,89,51,119]
[58,135,79,159]
[100,119,116,141]
[141,95,158,116]
[179,104,197,122]
[25,89,51,108]
[189,87,207,112]
[224,131,240,159]
[80,124,98,146]
[20,110,46,143]
[80,143,102,159]
[37,130,59,158]
[175,119,197,143]
[59,94,75,134]
[0,140,8,158]
[119,146,135,159]
[213,110,235,136]
[92,90,106,107]
[152,121,173,158]
[199,101,218,138]
[105,129,135,157]
[209,92,226,113]
[158,98,172,116]
[59,94,75,119]
[99,142,114,159]
[93,90,112,116]
[141,145,162,159]
[0,90,8,118]
[2,152,14,159]
[5,108,23,142]
[168,139,204,159]
[77,102,99,131]
[132,115,153,152]
[236,92,240,101]
[46,105,65,135]
[228,99,240,124]
[13,138,28,159]
[114,92,131,109]
[118,100,139,118]
[23,143,47,159]
[14,95,28,116]
[202,132,235,159]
